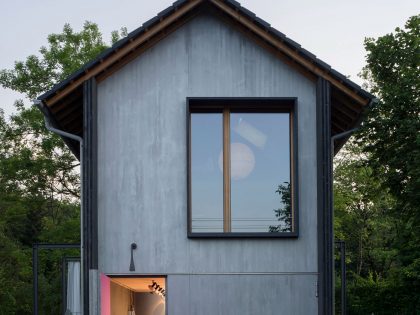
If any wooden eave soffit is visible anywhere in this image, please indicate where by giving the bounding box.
[44,0,370,109]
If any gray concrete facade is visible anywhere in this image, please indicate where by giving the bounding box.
[97,13,318,314]
[167,274,318,315]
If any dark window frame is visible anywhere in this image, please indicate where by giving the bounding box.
[187,97,299,238]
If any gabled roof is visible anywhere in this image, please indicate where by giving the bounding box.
[37,0,375,157]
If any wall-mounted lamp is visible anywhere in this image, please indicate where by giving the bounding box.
[129,243,137,272]
[148,280,165,297]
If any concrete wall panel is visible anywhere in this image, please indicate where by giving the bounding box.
[167,274,317,315]
[98,13,317,276]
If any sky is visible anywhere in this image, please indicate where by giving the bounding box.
[191,113,291,232]
[0,0,419,118]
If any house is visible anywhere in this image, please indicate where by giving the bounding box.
[35,0,375,314]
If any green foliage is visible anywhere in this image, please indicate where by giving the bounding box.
[0,21,127,100]
[334,144,396,278]
[359,14,420,224]
[0,224,32,315]
[335,15,420,314]
[0,22,123,314]
[334,143,399,314]
[359,14,420,313]
[0,104,81,313]
[269,182,292,232]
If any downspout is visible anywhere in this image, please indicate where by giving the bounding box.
[33,99,85,315]
[331,98,378,151]
[330,98,377,315]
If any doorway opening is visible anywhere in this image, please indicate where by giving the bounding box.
[101,275,166,315]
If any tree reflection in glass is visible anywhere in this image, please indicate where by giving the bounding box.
[230,113,290,233]
[269,182,292,232]
[191,110,293,234]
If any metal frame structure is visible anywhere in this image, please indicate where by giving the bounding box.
[32,243,80,315]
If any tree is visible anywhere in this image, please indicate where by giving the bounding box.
[0,21,127,100]
[334,142,399,314]
[359,14,420,226]
[334,143,396,277]
[357,14,420,312]
[0,22,125,314]
[333,15,420,314]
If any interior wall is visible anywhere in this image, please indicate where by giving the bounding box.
[100,274,111,315]
[110,282,131,315]
[134,293,165,315]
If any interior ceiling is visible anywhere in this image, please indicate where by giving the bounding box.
[111,277,165,292]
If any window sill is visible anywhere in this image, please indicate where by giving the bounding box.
[187,232,299,239]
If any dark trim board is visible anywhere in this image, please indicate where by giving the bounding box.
[82,78,98,314]
[187,97,297,112]
[316,77,334,315]
[83,78,98,270]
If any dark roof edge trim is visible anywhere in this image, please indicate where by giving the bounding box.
[37,0,375,103]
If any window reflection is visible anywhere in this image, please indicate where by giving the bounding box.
[230,113,291,233]
[191,113,223,233]
[269,182,292,232]
[190,110,293,234]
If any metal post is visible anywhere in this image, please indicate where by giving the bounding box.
[335,240,347,315]
[33,244,38,315]
[62,257,66,315]
[340,241,347,315]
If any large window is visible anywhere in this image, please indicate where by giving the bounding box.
[187,98,298,237]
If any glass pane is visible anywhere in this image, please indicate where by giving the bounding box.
[66,261,81,314]
[191,113,223,233]
[230,113,291,233]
